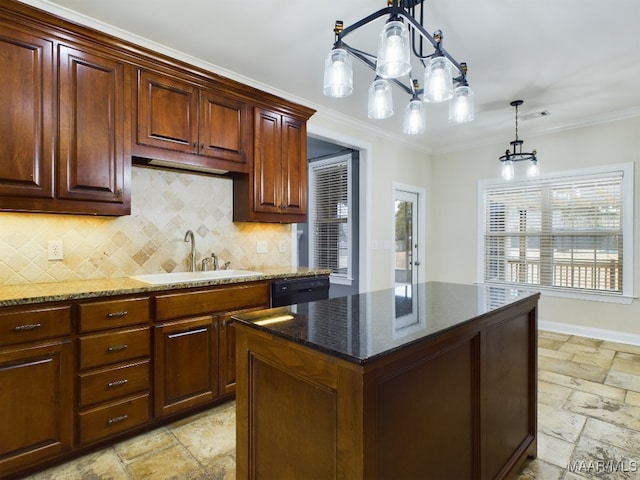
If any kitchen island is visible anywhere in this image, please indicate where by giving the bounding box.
[233,282,540,480]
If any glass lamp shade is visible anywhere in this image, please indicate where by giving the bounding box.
[403,99,426,134]
[375,20,411,79]
[501,160,515,180]
[449,85,474,123]
[527,160,539,177]
[323,48,353,98]
[423,56,454,103]
[367,78,393,119]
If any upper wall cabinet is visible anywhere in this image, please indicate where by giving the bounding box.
[134,69,251,174]
[233,107,308,223]
[0,14,131,216]
[0,24,54,201]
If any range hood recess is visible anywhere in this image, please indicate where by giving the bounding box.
[133,157,229,176]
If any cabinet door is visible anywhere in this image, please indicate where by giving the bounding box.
[154,316,218,417]
[58,44,128,210]
[199,91,250,166]
[0,24,54,201]
[0,340,73,476]
[137,70,199,154]
[280,115,307,216]
[253,107,282,214]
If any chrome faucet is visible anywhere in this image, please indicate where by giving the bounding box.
[211,252,220,271]
[201,253,219,271]
[184,230,196,272]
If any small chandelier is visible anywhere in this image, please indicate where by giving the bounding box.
[323,0,474,134]
[499,100,539,180]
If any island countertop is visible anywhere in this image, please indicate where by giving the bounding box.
[233,281,540,365]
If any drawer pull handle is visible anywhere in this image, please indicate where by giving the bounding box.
[14,323,42,331]
[106,311,128,318]
[168,327,207,339]
[107,414,128,425]
[107,379,129,388]
[107,344,128,353]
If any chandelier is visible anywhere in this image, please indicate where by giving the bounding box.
[322,0,474,135]
[499,100,539,180]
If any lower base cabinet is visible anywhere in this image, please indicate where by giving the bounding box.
[0,339,74,477]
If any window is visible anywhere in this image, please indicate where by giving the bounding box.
[478,164,633,301]
[309,154,352,284]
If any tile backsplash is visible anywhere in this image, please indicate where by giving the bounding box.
[0,166,292,286]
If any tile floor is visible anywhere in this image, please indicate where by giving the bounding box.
[24,331,640,480]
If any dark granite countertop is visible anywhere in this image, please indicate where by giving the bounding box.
[0,267,331,307]
[233,282,540,365]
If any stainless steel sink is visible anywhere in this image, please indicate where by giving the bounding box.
[130,270,263,285]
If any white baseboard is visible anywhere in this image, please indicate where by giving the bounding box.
[539,319,640,346]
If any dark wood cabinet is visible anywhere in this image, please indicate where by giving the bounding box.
[58,44,129,212]
[76,296,151,445]
[154,316,219,416]
[0,15,130,215]
[152,282,270,417]
[135,69,251,173]
[0,22,54,202]
[0,306,73,478]
[233,107,308,223]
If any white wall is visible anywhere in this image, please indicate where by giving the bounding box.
[430,117,640,340]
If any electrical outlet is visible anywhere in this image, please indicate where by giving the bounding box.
[256,240,268,254]
[279,240,287,253]
[48,240,64,260]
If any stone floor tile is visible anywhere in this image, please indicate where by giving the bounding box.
[539,356,608,383]
[510,458,565,480]
[605,370,640,393]
[565,391,640,431]
[611,352,640,376]
[581,418,640,456]
[559,342,615,362]
[539,337,567,350]
[567,336,604,348]
[537,432,576,469]
[114,427,176,462]
[170,403,236,464]
[626,391,640,406]
[539,347,574,361]
[539,370,626,402]
[600,341,640,356]
[571,353,615,370]
[538,403,587,443]
[538,330,572,342]
[125,443,201,480]
[538,379,573,407]
[568,436,640,479]
[30,448,129,480]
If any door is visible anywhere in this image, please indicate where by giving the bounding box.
[58,45,127,205]
[394,187,422,289]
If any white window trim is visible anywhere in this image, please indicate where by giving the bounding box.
[308,153,353,286]
[476,162,634,304]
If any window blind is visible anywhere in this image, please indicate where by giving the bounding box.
[483,170,624,293]
[310,160,349,275]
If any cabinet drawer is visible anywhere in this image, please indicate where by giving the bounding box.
[0,306,71,347]
[79,297,150,332]
[155,282,270,321]
[79,359,150,408]
[78,393,149,445]
[79,327,149,370]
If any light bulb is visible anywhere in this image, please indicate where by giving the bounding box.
[502,160,514,180]
[403,99,425,134]
[423,56,453,103]
[376,20,411,79]
[323,48,353,98]
[449,85,474,123]
[527,160,539,177]
[368,78,393,119]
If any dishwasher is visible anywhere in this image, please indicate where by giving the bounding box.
[271,276,330,307]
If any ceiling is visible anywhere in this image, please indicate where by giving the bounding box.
[27,0,640,154]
